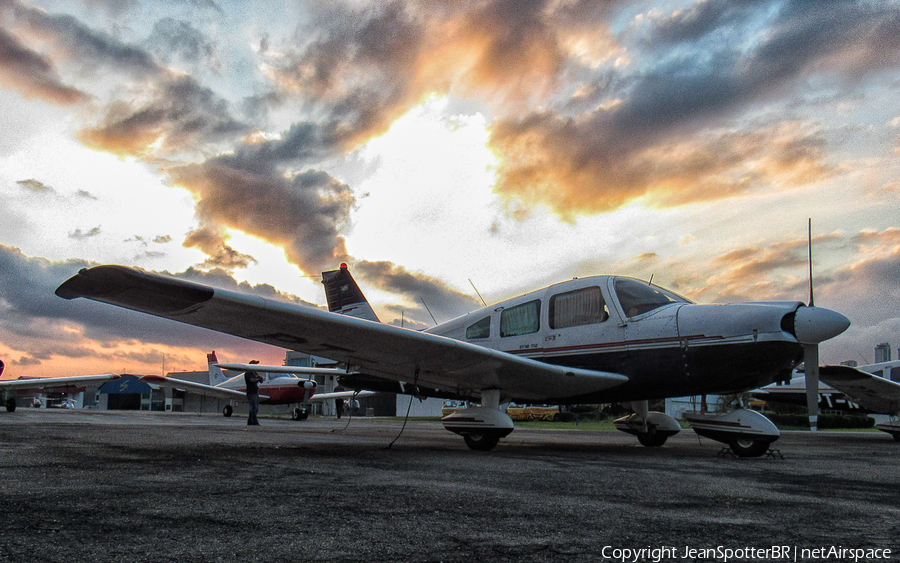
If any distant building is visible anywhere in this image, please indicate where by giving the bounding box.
[875,343,892,364]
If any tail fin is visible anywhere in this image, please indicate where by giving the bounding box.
[207,351,228,386]
[0,358,4,378]
[321,263,380,322]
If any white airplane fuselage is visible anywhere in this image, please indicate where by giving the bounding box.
[344,275,844,405]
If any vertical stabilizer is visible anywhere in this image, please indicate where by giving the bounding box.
[0,358,4,378]
[321,263,380,322]
[207,351,228,386]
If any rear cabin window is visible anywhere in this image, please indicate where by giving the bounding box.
[614,278,689,318]
[549,286,609,329]
[465,316,491,339]
[500,300,541,337]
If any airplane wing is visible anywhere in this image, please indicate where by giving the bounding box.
[820,366,900,415]
[310,390,377,401]
[214,363,345,376]
[56,266,628,402]
[0,374,120,390]
[140,375,270,402]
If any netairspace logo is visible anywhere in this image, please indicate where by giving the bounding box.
[600,545,893,563]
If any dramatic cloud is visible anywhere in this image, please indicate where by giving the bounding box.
[0,244,319,370]
[355,260,480,324]
[489,0,900,217]
[16,178,54,193]
[183,226,257,271]
[0,27,88,104]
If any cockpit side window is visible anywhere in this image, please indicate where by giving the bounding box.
[500,299,541,337]
[549,286,609,329]
[614,278,690,318]
[465,316,491,339]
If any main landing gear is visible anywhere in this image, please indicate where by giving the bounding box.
[442,390,514,451]
[613,407,682,448]
[683,409,780,457]
[292,406,309,421]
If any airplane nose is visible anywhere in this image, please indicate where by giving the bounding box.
[792,306,850,344]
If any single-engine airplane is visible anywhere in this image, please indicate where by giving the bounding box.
[56,261,851,456]
[140,351,373,420]
[1,359,120,412]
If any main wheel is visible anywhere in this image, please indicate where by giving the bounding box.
[636,429,668,447]
[292,407,309,421]
[5,398,16,413]
[223,404,233,417]
[891,433,900,442]
[463,433,500,451]
[730,438,770,458]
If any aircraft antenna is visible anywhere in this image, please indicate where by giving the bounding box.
[648,274,654,286]
[469,279,487,307]
[420,298,438,325]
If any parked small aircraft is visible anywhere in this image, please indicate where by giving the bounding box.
[56,258,851,456]
[141,352,373,420]
[751,360,900,440]
[0,359,120,412]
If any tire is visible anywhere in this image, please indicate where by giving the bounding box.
[222,404,233,417]
[292,407,309,421]
[637,431,667,447]
[6,398,16,413]
[552,413,560,422]
[730,438,770,458]
[892,433,900,443]
[463,433,500,451]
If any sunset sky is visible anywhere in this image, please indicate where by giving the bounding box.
[1,0,899,378]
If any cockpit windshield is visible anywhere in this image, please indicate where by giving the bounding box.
[614,278,691,318]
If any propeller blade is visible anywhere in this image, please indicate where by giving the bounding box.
[803,343,820,432]
[807,218,815,307]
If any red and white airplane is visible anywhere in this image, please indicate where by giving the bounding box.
[141,352,372,420]
[0,359,120,412]
[56,261,852,456]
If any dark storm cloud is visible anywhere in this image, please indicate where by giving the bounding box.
[0,245,319,366]
[0,27,88,104]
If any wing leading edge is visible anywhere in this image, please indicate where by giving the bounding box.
[0,374,120,390]
[56,265,627,402]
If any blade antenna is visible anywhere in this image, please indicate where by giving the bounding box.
[469,279,487,307]
[420,298,438,326]
[807,218,814,307]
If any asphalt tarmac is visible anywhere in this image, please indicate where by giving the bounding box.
[1,410,899,563]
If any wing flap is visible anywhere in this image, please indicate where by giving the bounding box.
[58,266,628,401]
[820,366,900,415]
